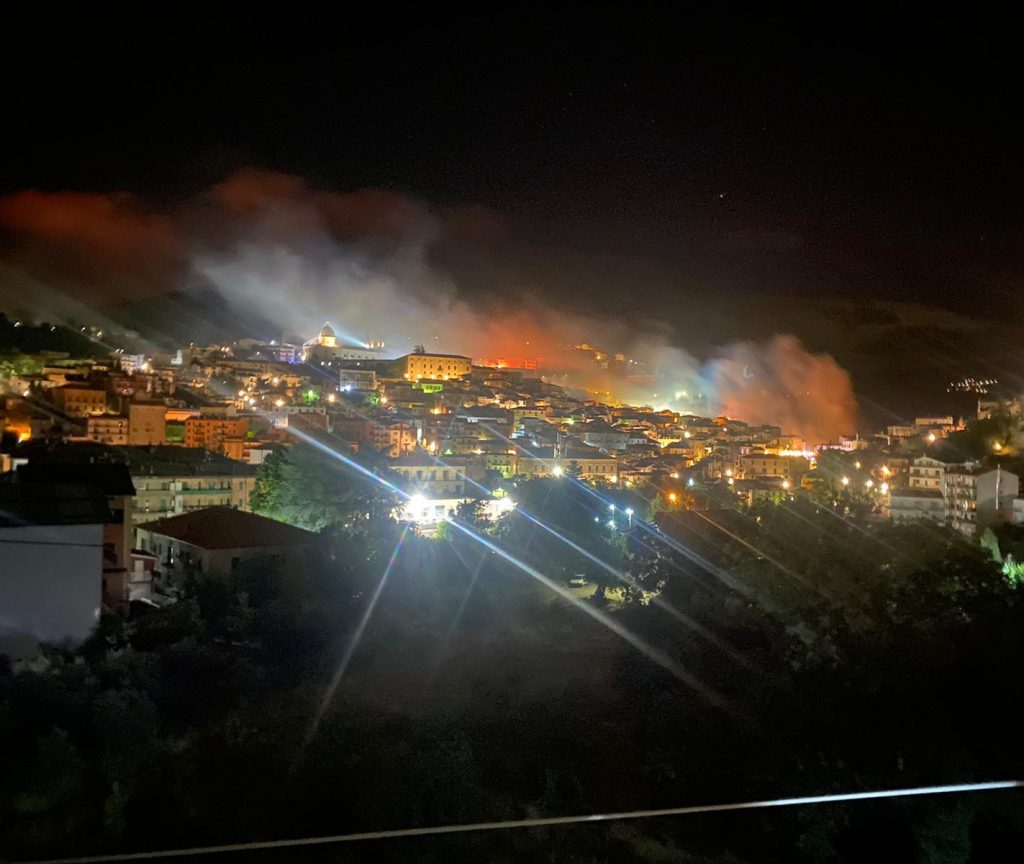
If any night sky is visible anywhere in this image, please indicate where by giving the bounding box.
[2,4,1022,415]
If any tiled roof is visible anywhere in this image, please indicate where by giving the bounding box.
[137,507,315,550]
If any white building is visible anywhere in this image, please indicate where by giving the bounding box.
[135,507,315,579]
[0,482,108,657]
[888,489,947,524]
[390,454,467,498]
[338,368,378,391]
[943,465,1019,536]
[908,456,972,492]
[302,322,385,363]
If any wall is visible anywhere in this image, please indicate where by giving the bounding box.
[0,523,103,656]
[128,403,168,445]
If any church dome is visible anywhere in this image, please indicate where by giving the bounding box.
[319,322,336,340]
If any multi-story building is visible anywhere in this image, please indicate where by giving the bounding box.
[390,454,467,498]
[514,446,619,481]
[136,507,315,580]
[15,462,136,608]
[52,384,106,417]
[128,401,167,445]
[184,416,249,454]
[397,352,472,381]
[943,465,1019,536]
[86,414,129,445]
[908,456,965,492]
[736,452,811,482]
[1,479,109,656]
[580,420,630,452]
[888,489,946,524]
[18,443,262,528]
[128,451,257,525]
[338,368,378,391]
[371,420,416,458]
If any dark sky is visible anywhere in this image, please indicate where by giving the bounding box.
[2,4,1023,411]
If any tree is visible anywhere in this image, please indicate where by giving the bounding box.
[250,441,400,533]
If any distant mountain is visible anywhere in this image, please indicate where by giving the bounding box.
[0,313,107,358]
[99,289,285,350]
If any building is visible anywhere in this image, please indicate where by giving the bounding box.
[86,414,129,445]
[128,401,167,445]
[0,479,109,656]
[736,452,811,482]
[302,322,385,363]
[390,454,468,497]
[184,416,249,454]
[16,442,261,527]
[52,383,106,417]
[136,507,315,580]
[371,419,416,458]
[943,465,1019,536]
[888,489,946,524]
[514,445,619,481]
[908,455,966,492]
[12,461,136,613]
[397,351,472,381]
[125,448,258,525]
[338,367,378,391]
[580,420,630,452]
[915,416,954,429]
[116,353,147,374]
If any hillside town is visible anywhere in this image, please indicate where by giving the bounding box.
[3,315,1024,653]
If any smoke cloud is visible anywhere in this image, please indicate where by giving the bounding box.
[0,170,857,442]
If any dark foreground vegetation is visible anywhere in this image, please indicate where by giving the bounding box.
[3,447,1024,863]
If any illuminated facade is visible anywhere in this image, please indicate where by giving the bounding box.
[52,384,107,417]
[301,322,386,362]
[128,402,168,445]
[390,454,467,498]
[398,352,472,381]
[184,416,249,454]
[943,465,1019,536]
[85,414,128,445]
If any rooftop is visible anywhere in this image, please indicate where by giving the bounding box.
[18,462,136,496]
[401,352,472,361]
[0,479,114,527]
[16,442,258,477]
[138,507,316,550]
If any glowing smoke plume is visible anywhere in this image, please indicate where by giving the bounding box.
[703,335,858,444]
[0,170,858,442]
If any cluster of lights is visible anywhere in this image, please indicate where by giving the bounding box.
[947,376,997,394]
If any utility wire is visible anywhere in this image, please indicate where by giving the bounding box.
[16,780,1023,864]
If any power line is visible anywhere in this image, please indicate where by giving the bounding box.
[16,780,1023,864]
